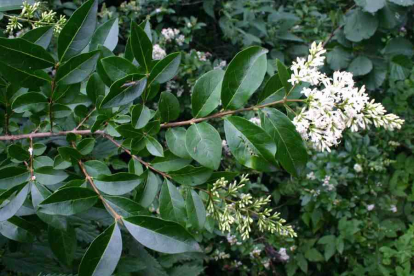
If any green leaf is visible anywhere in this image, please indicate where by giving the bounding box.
[77,138,96,155]
[86,73,106,106]
[55,50,100,85]
[8,144,30,161]
[257,73,283,104]
[34,156,54,169]
[103,195,146,217]
[276,59,292,93]
[58,0,98,61]
[22,26,54,49]
[224,116,277,169]
[344,9,378,42]
[33,143,46,156]
[159,180,186,224]
[348,56,373,76]
[185,122,222,170]
[79,222,122,276]
[39,187,99,216]
[305,248,325,262]
[51,104,72,118]
[192,69,224,118]
[145,136,164,157]
[170,166,213,186]
[326,46,352,71]
[84,160,111,178]
[384,37,414,57]
[135,171,160,208]
[0,184,29,221]
[0,167,29,190]
[123,216,201,253]
[148,52,181,85]
[152,150,192,172]
[115,124,144,139]
[90,18,119,51]
[390,55,412,80]
[101,56,139,83]
[100,74,146,109]
[159,92,180,122]
[0,62,51,88]
[131,22,153,73]
[0,37,55,69]
[388,0,414,6]
[131,104,151,129]
[34,166,69,185]
[48,225,77,266]
[355,0,386,13]
[58,146,82,162]
[221,46,268,110]
[128,158,144,176]
[94,173,142,196]
[166,128,191,159]
[0,216,37,242]
[0,0,34,11]
[259,108,308,177]
[186,190,206,230]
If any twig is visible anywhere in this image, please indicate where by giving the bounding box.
[0,130,104,141]
[322,4,355,47]
[75,107,96,130]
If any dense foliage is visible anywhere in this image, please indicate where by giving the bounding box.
[0,0,413,275]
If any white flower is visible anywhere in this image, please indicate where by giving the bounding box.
[322,175,334,191]
[161,28,179,42]
[354,164,363,173]
[250,247,262,258]
[197,51,207,61]
[226,234,238,245]
[390,205,397,213]
[291,42,404,152]
[28,147,33,156]
[214,60,227,70]
[155,8,162,13]
[152,44,166,60]
[306,172,316,180]
[31,175,36,181]
[367,204,375,211]
[278,248,290,262]
[249,117,261,125]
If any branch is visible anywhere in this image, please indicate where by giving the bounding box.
[75,107,96,130]
[0,130,104,141]
[322,4,356,47]
[103,134,171,180]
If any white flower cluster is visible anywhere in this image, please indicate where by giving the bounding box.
[196,51,211,62]
[161,28,185,45]
[214,60,227,70]
[152,44,166,60]
[291,42,404,152]
[249,117,261,125]
[322,175,334,191]
[277,248,290,262]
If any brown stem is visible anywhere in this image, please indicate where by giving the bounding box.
[75,107,96,130]
[103,134,171,179]
[322,4,356,47]
[29,137,34,180]
[77,155,123,223]
[0,129,104,141]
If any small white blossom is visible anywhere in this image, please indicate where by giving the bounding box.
[214,60,227,70]
[249,117,261,125]
[390,205,397,213]
[278,248,290,262]
[250,247,262,258]
[306,172,316,180]
[31,175,36,181]
[152,44,166,60]
[354,164,363,173]
[28,147,33,156]
[155,8,162,13]
[367,204,375,211]
[322,175,334,191]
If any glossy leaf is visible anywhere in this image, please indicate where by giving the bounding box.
[58,0,98,61]
[48,225,77,266]
[145,135,164,157]
[116,124,144,139]
[166,128,191,159]
[148,52,181,85]
[135,171,160,208]
[221,46,268,109]
[86,73,106,106]
[101,56,139,83]
[84,160,111,178]
[224,116,277,170]
[159,180,186,224]
[344,9,378,42]
[276,59,292,94]
[0,216,37,243]
[131,104,152,129]
[159,92,180,122]
[186,122,222,170]
[0,62,51,88]
[77,138,96,155]
[8,144,30,161]
[131,22,152,73]
[21,26,54,49]
[170,166,213,186]
[152,150,192,172]
[34,166,69,185]
[90,18,119,51]
[11,92,48,113]
[0,167,29,190]
[100,74,146,109]
[39,187,99,216]
[79,222,122,276]
[192,69,224,118]
[348,56,373,76]
[103,195,146,217]
[0,184,29,221]
[128,158,144,176]
[0,37,55,69]
[94,173,142,195]
[123,216,201,253]
[55,50,100,85]
[259,108,308,177]
[186,190,206,230]
[58,146,82,162]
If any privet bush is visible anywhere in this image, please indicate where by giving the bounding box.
[0,0,412,275]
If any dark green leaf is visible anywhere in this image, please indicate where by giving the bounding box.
[166,128,191,159]
[258,73,283,104]
[0,184,29,221]
[58,0,98,61]
[152,150,192,172]
[116,124,143,139]
[8,144,30,161]
[101,56,139,83]
[84,160,111,178]
[123,216,201,253]
[0,62,51,88]
[131,22,153,73]
[86,73,105,106]
[259,108,308,177]
[344,9,378,42]
[0,167,29,190]
[103,195,146,217]
[132,104,152,129]
[186,190,206,230]
[48,225,77,266]
[186,122,222,170]
[326,46,352,71]
[128,158,143,176]
[22,26,54,49]
[149,52,181,85]
[348,56,373,76]
[276,59,292,93]
[79,222,122,276]
[39,187,99,216]
[94,173,142,196]
[77,138,96,155]
[100,74,146,109]
[159,92,180,122]
[221,46,268,109]
[55,51,100,85]
[192,69,224,118]
[0,216,37,242]
[90,18,119,51]
[0,37,55,69]
[0,0,34,11]
[135,171,160,208]
[145,136,164,157]
[170,166,213,186]
[34,166,69,185]
[159,180,186,224]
